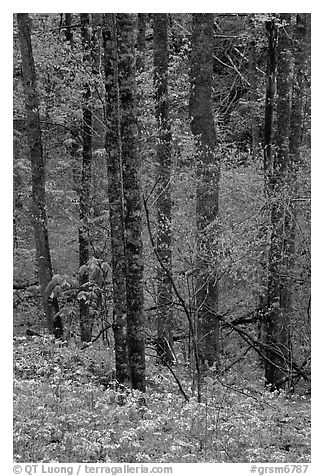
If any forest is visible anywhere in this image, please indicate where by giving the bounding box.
[13,13,311,464]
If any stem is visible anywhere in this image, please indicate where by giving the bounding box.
[143,196,202,402]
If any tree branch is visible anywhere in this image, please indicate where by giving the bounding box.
[81,323,112,350]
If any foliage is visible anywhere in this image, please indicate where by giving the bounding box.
[13,12,311,463]
[42,258,112,342]
[14,337,310,463]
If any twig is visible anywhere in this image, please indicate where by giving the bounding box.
[81,323,111,350]
[161,356,190,402]
[221,345,252,373]
[217,311,311,383]
[226,54,250,86]
[143,195,202,403]
[40,120,82,143]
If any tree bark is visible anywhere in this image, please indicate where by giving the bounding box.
[153,14,174,365]
[263,19,277,185]
[248,14,259,159]
[257,18,278,355]
[91,13,105,152]
[61,12,80,197]
[64,13,73,44]
[17,13,62,337]
[79,13,93,342]
[290,14,311,160]
[136,14,146,71]
[189,13,220,368]
[265,14,294,390]
[102,13,130,386]
[265,13,311,390]
[117,13,146,392]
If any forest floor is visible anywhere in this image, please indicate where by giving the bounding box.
[13,330,311,463]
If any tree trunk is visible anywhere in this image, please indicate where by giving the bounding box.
[263,19,277,184]
[79,13,93,342]
[248,15,259,160]
[64,13,73,44]
[257,18,278,355]
[102,13,130,386]
[265,14,293,390]
[153,14,174,365]
[268,13,311,390]
[91,13,105,152]
[189,13,220,368]
[136,14,146,71]
[17,13,62,337]
[61,12,81,197]
[117,13,146,392]
[290,14,311,160]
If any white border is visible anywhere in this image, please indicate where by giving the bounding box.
[3,5,321,474]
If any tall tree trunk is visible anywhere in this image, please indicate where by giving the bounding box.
[62,12,80,196]
[64,13,73,44]
[189,13,220,368]
[290,14,311,159]
[90,13,107,237]
[258,19,278,353]
[117,13,146,392]
[273,13,311,390]
[91,13,105,152]
[265,14,293,390]
[263,19,277,185]
[136,14,146,71]
[79,13,93,342]
[153,14,174,365]
[17,14,62,336]
[102,13,130,386]
[288,13,310,267]
[248,14,259,160]
[135,14,147,182]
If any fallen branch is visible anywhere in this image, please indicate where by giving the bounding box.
[26,328,43,337]
[217,312,310,384]
[13,281,39,291]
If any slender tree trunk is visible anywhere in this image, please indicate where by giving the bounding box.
[189,13,220,368]
[264,19,277,185]
[248,15,259,159]
[287,14,310,268]
[135,13,147,181]
[61,12,80,196]
[17,14,62,336]
[153,14,174,365]
[102,13,130,386]
[298,15,311,149]
[64,13,73,44]
[136,14,146,71]
[117,13,146,392]
[90,13,107,235]
[270,13,311,390]
[79,13,93,342]
[290,14,311,159]
[257,19,278,353]
[265,14,293,390]
[274,15,292,176]
[91,13,105,151]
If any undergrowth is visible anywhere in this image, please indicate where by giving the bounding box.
[13,336,311,463]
